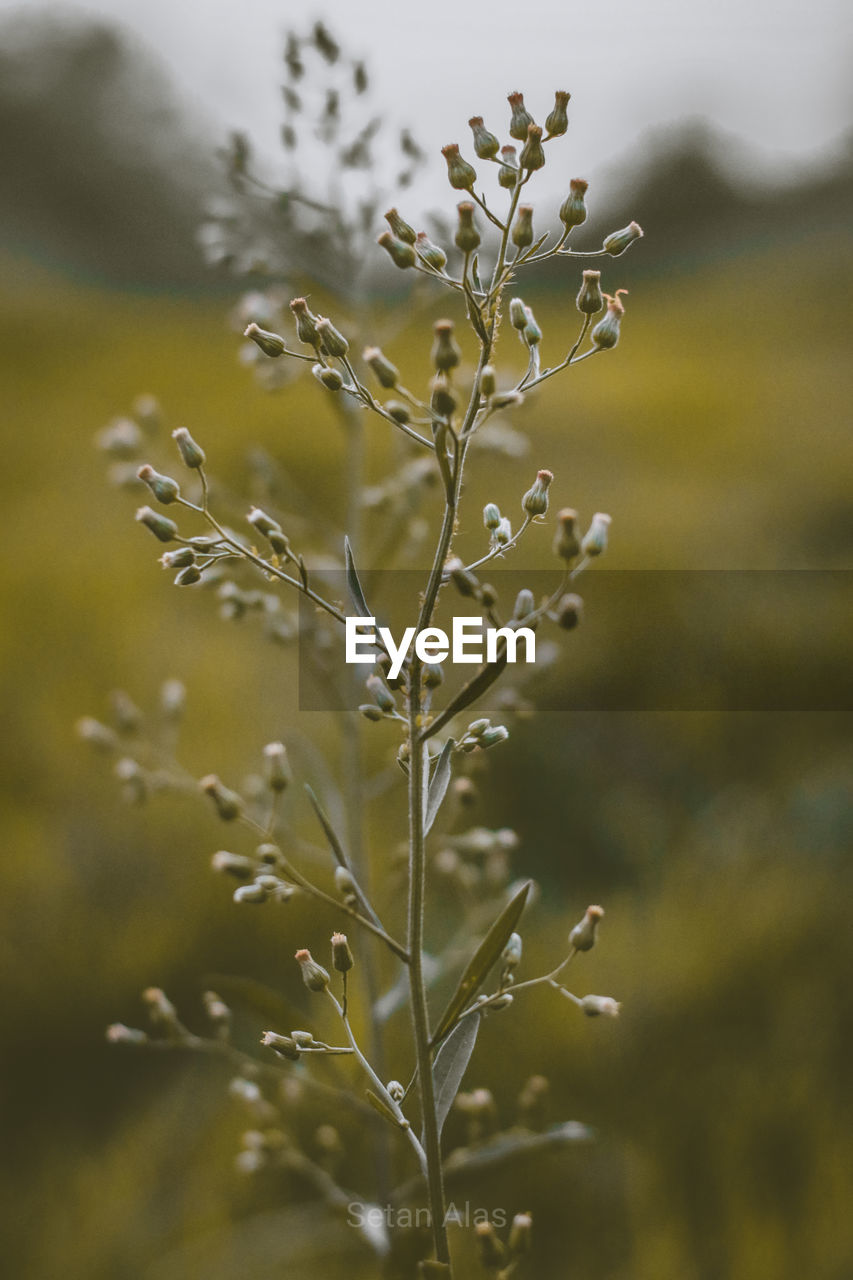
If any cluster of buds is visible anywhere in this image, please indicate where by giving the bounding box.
[212,840,296,906]
[474,1212,533,1273]
[458,718,510,753]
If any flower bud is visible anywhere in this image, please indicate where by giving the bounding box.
[468,115,500,159]
[385,400,410,424]
[454,202,481,253]
[175,565,201,586]
[519,123,545,172]
[261,1030,300,1061]
[142,987,181,1034]
[522,469,553,517]
[290,1029,316,1048]
[331,931,354,972]
[430,373,457,418]
[359,703,383,722]
[591,292,626,349]
[498,145,519,188]
[161,547,195,569]
[569,904,604,951]
[384,207,416,245]
[507,91,535,141]
[423,662,444,688]
[545,89,571,136]
[559,178,588,230]
[200,774,243,821]
[244,322,286,357]
[290,297,323,347]
[211,850,255,880]
[509,297,528,331]
[446,557,480,598]
[136,506,178,543]
[172,426,205,470]
[479,725,509,749]
[312,363,344,391]
[483,502,501,531]
[512,205,534,249]
[387,1079,405,1103]
[509,1212,533,1258]
[603,220,643,256]
[295,948,330,992]
[431,319,461,372]
[512,588,535,620]
[415,232,447,272]
[522,305,542,347]
[263,741,291,792]
[480,365,496,397]
[441,143,477,191]
[554,592,583,630]
[315,317,349,358]
[366,673,396,713]
[576,268,603,315]
[475,1221,506,1269]
[363,347,399,389]
[106,1023,147,1046]
[580,994,621,1018]
[234,882,267,904]
[581,511,611,557]
[137,464,179,504]
[494,516,512,546]
[553,508,581,561]
[335,865,359,907]
[502,931,523,970]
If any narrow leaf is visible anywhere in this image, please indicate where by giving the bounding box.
[366,1088,407,1129]
[344,535,372,618]
[424,738,454,836]
[304,783,348,870]
[421,646,509,741]
[427,1011,481,1143]
[431,880,531,1047]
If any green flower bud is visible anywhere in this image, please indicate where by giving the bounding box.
[415,232,447,272]
[502,931,523,970]
[602,220,643,256]
[511,204,534,249]
[512,588,535,620]
[363,347,399,388]
[385,400,410,424]
[522,305,542,347]
[570,904,604,951]
[430,373,457,418]
[366,673,396,713]
[441,143,477,191]
[174,565,201,586]
[384,207,416,244]
[136,506,178,543]
[248,506,282,539]
[377,230,416,268]
[315,317,349,358]
[468,115,500,158]
[559,177,588,230]
[519,123,545,172]
[454,201,481,253]
[137,464,179,504]
[522,469,553,517]
[483,502,501,531]
[431,319,461,372]
[172,427,206,470]
[161,547,195,569]
[290,297,321,346]
[467,719,491,737]
[233,882,268,905]
[312,363,344,391]
[509,297,528,330]
[331,931,354,972]
[423,662,444,688]
[446,557,480,598]
[576,268,603,315]
[553,509,581,563]
[295,948,330,992]
[591,292,627,349]
[335,866,359,906]
[480,365,496,397]
[263,741,291,792]
[494,516,512,546]
[582,511,611,557]
[211,850,255,880]
[507,91,535,141]
[290,1029,315,1047]
[545,89,571,137]
[359,703,383,721]
[261,1031,300,1061]
[498,145,519,188]
[580,994,621,1018]
[479,725,510,749]
[200,773,243,821]
[554,593,583,630]
[244,322,286,357]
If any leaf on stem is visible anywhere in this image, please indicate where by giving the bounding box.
[366,1088,408,1130]
[430,880,531,1047]
[304,783,349,871]
[428,1010,481,1142]
[424,738,455,836]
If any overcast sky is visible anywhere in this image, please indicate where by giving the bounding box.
[7,0,853,182]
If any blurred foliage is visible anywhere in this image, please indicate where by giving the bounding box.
[1,15,852,1280]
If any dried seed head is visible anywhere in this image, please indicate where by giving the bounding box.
[545,88,571,136]
[468,115,500,158]
[576,268,603,315]
[522,469,553,517]
[560,177,588,230]
[244,322,286,358]
[519,123,545,172]
[137,464,179,505]
[454,201,481,254]
[363,346,399,389]
[581,511,612,557]
[553,508,581,561]
[507,91,535,141]
[569,903,604,951]
[136,506,178,543]
[431,319,461,372]
[331,932,354,972]
[580,994,621,1018]
[295,948,330,992]
[603,220,644,256]
[172,426,206,469]
[384,207,417,245]
[441,143,477,191]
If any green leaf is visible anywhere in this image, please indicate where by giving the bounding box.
[344,535,371,618]
[428,1011,481,1143]
[424,738,454,836]
[366,1088,407,1129]
[430,880,531,1047]
[304,782,348,870]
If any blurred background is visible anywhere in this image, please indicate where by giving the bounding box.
[1,2,852,1277]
